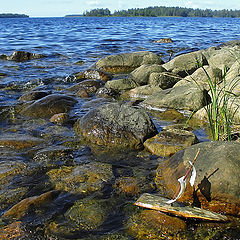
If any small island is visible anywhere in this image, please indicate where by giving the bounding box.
[66,6,240,18]
[0,13,29,18]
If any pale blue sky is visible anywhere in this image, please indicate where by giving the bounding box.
[1,0,240,17]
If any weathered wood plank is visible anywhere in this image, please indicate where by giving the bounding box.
[135,193,228,221]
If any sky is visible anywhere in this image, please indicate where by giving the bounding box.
[1,0,240,17]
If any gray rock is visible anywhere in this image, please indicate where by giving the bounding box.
[142,85,210,111]
[104,78,138,91]
[74,102,158,149]
[174,66,222,90]
[162,50,207,77]
[149,72,182,89]
[128,64,167,86]
[20,94,77,118]
[127,85,162,100]
[204,44,240,71]
[96,51,164,73]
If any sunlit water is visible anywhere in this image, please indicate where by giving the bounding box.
[0,17,240,239]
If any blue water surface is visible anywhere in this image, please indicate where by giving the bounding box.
[0,17,240,81]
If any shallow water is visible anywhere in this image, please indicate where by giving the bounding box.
[0,17,240,239]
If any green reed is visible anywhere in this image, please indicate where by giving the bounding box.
[194,61,239,141]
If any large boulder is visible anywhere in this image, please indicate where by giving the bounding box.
[162,50,207,77]
[194,97,240,125]
[222,61,240,96]
[20,94,77,118]
[155,141,240,216]
[141,85,210,111]
[95,51,164,73]
[74,102,158,149]
[204,44,240,71]
[174,66,222,90]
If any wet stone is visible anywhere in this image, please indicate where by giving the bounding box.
[20,94,77,118]
[0,134,43,150]
[0,221,26,240]
[64,198,110,231]
[75,69,113,82]
[2,190,61,221]
[74,102,158,150]
[33,145,75,167]
[46,161,114,195]
[50,112,69,125]
[6,50,46,62]
[144,124,199,157]
[127,209,187,240]
[18,90,51,102]
[68,79,103,94]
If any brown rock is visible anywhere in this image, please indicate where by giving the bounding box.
[127,209,186,240]
[0,221,25,240]
[144,124,199,157]
[2,190,60,220]
[0,134,43,150]
[50,113,69,125]
[155,141,240,216]
[114,177,140,196]
[20,94,77,118]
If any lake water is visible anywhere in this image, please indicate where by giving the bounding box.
[0,17,240,239]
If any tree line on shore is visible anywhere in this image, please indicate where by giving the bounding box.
[0,13,29,18]
[82,6,240,18]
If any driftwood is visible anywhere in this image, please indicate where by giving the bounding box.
[135,193,228,221]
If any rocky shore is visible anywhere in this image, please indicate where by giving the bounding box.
[0,41,240,239]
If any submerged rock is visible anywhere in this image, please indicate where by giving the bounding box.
[18,90,51,102]
[74,102,158,149]
[2,190,60,221]
[46,162,114,195]
[20,94,77,118]
[155,141,240,216]
[0,221,26,240]
[153,38,173,43]
[64,198,109,231]
[127,209,187,240]
[50,112,69,125]
[96,51,164,73]
[144,124,199,157]
[0,134,43,150]
[6,50,46,62]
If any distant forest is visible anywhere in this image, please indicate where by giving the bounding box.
[82,6,240,18]
[0,13,29,18]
